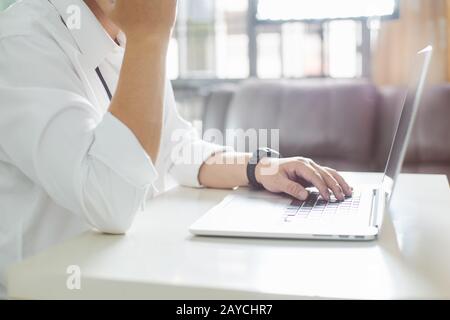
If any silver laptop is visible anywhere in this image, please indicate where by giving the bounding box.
[190,46,433,241]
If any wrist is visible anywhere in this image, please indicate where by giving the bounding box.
[246,148,281,189]
[254,158,270,184]
[125,33,170,50]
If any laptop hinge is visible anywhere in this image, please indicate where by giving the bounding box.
[369,189,379,228]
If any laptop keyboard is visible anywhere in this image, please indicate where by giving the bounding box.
[283,191,361,222]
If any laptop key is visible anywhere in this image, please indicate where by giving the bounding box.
[303,194,319,208]
[290,199,304,207]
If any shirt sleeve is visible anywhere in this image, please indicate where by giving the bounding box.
[160,81,233,188]
[0,34,158,234]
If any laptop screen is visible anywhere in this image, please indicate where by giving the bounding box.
[382,46,433,200]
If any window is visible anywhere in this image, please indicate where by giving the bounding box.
[257,0,397,21]
[254,0,398,78]
[255,20,361,78]
[170,0,249,79]
[170,0,399,80]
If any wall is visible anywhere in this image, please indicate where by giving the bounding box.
[373,0,450,85]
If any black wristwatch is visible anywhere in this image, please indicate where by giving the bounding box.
[247,148,281,190]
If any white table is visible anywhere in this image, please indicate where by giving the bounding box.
[7,173,450,300]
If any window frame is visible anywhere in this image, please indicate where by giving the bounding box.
[172,0,400,83]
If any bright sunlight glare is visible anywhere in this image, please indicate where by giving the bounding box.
[257,0,397,21]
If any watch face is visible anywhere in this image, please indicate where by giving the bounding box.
[256,148,280,162]
[262,148,280,157]
[257,149,267,162]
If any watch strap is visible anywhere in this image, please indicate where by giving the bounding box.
[247,148,281,190]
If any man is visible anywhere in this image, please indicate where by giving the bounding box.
[0,0,352,298]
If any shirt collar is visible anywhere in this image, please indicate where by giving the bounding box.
[48,0,124,69]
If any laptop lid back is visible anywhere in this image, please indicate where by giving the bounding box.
[381,46,433,203]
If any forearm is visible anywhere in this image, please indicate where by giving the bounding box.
[109,37,168,161]
[199,152,252,189]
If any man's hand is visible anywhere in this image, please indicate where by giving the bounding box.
[109,0,177,42]
[255,157,352,201]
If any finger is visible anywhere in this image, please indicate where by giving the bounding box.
[293,163,331,201]
[278,176,309,200]
[311,163,345,201]
[324,167,353,196]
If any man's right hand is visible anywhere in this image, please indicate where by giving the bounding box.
[109,0,177,42]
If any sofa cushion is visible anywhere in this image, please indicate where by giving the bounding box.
[225,80,285,134]
[375,86,406,169]
[407,85,450,164]
[202,80,450,179]
[225,80,379,170]
[202,84,237,134]
[377,85,450,176]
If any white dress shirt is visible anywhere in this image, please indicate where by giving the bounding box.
[0,0,229,298]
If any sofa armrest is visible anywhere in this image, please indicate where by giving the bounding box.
[202,84,238,136]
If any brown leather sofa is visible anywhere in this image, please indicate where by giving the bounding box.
[202,80,450,179]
